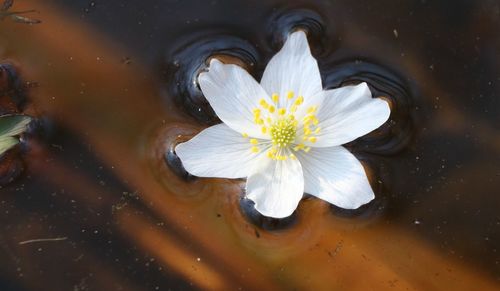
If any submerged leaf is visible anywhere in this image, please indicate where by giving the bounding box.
[0,136,18,155]
[1,0,13,12]
[0,115,31,137]
[10,14,40,24]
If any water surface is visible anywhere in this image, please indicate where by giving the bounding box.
[0,0,499,290]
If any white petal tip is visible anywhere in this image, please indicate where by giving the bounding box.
[358,81,369,90]
[249,198,297,219]
[341,192,375,210]
[376,98,392,123]
[208,58,223,67]
[289,29,307,38]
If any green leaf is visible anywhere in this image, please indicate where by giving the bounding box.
[0,136,18,155]
[0,115,32,137]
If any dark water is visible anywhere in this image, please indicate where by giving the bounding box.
[0,0,499,290]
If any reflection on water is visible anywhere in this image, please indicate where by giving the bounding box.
[0,0,499,290]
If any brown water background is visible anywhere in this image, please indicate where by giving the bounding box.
[0,0,499,290]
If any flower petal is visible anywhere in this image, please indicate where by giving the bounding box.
[198,59,272,139]
[297,146,374,209]
[312,82,391,147]
[175,124,267,179]
[0,115,32,137]
[260,30,322,108]
[246,150,304,218]
[0,136,19,156]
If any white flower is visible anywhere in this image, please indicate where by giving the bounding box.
[176,31,391,218]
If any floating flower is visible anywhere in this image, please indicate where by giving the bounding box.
[176,31,390,218]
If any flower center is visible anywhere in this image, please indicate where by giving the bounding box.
[242,91,321,160]
[270,117,297,148]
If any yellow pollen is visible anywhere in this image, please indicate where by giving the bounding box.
[242,133,249,138]
[270,118,296,148]
[307,106,317,114]
[272,93,279,103]
[251,90,320,157]
[259,99,269,110]
[295,96,304,105]
[293,143,305,151]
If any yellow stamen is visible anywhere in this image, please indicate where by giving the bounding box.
[259,99,269,109]
[307,106,317,114]
[250,90,321,158]
[242,133,249,138]
[293,143,305,151]
[272,93,279,103]
[295,96,304,105]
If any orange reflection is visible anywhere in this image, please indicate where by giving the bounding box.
[117,210,228,290]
